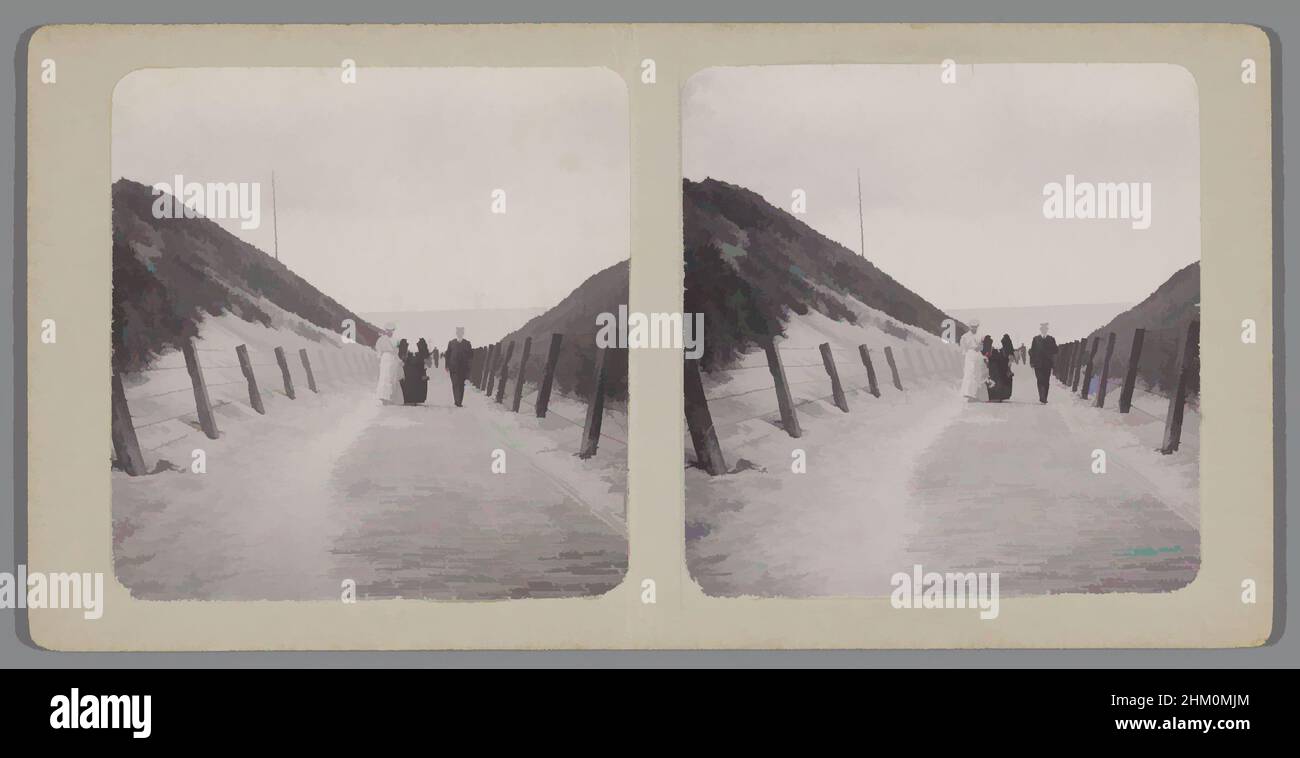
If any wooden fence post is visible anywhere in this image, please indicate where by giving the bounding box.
[1118,328,1146,414]
[182,337,220,439]
[274,346,296,399]
[684,358,727,475]
[535,333,564,418]
[1072,339,1089,392]
[818,342,850,412]
[1093,332,1117,408]
[299,348,318,393]
[764,340,801,437]
[495,341,516,404]
[858,345,881,398]
[1079,337,1100,399]
[511,337,532,412]
[578,346,609,458]
[235,344,266,414]
[1161,319,1200,454]
[483,343,498,394]
[110,371,147,476]
[469,348,481,389]
[1072,340,1085,390]
[883,346,904,390]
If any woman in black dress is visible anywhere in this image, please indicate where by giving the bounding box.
[399,338,430,404]
[986,335,1015,402]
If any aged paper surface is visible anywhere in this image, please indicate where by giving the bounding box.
[25,23,1272,649]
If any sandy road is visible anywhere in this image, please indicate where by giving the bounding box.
[686,365,1198,597]
[113,367,627,601]
[900,372,1199,595]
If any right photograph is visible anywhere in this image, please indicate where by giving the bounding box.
[682,63,1202,599]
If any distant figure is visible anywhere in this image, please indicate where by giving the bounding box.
[445,327,473,407]
[987,334,1015,401]
[959,320,989,402]
[1018,343,1027,364]
[400,338,430,405]
[1029,321,1059,404]
[374,322,402,406]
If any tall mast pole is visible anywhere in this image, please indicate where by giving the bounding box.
[856,169,866,258]
[271,170,280,261]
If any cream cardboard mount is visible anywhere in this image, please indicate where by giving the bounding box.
[21,23,1274,650]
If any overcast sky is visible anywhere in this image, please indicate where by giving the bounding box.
[683,64,1200,310]
[113,67,629,313]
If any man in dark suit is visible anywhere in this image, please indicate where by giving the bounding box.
[1029,322,1059,404]
[445,327,473,407]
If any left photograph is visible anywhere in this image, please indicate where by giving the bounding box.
[109,67,630,601]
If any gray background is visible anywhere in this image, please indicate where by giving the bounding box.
[0,0,1291,667]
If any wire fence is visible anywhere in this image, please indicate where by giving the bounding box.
[1052,320,1200,454]
[684,320,1199,477]
[437,332,629,457]
[112,337,381,475]
[684,338,963,475]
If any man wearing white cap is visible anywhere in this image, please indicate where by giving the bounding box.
[1029,322,1059,404]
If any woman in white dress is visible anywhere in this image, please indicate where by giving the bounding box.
[374,322,403,405]
[959,320,990,402]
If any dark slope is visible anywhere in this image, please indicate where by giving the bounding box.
[1082,261,1200,398]
[112,178,379,372]
[684,178,957,369]
[495,260,629,404]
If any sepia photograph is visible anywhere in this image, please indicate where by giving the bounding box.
[682,64,1202,600]
[108,66,630,601]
